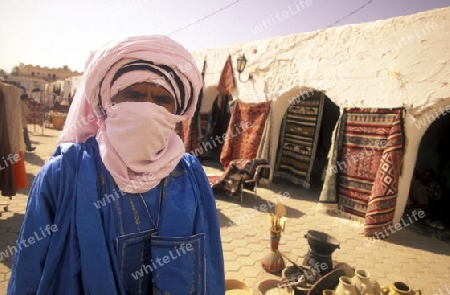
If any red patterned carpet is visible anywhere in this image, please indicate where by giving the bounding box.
[220,100,270,169]
[336,108,405,237]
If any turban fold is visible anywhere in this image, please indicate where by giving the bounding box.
[59,35,202,143]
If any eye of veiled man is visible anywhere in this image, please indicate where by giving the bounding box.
[113,82,176,114]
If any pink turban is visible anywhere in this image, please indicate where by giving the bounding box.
[59,35,202,143]
[58,35,202,193]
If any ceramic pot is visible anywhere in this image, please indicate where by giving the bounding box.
[304,230,340,255]
[323,290,336,295]
[380,282,421,295]
[225,279,253,295]
[303,230,340,275]
[354,270,380,295]
[257,279,294,295]
[282,265,320,285]
[335,276,358,295]
[261,249,285,273]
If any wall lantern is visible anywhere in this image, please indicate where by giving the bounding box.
[236,54,253,83]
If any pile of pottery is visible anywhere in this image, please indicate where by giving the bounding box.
[227,199,425,295]
[332,270,380,295]
[226,277,422,295]
[256,214,422,295]
[278,263,422,295]
[278,230,342,294]
[277,262,352,295]
[326,279,422,295]
[278,265,321,294]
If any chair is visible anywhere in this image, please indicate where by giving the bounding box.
[223,159,271,202]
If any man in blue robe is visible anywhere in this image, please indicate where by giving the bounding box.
[8,35,225,295]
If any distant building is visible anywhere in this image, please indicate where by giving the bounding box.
[15,64,81,82]
[4,64,82,102]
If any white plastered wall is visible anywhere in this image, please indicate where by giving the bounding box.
[192,7,450,224]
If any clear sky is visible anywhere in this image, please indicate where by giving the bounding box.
[1,0,448,73]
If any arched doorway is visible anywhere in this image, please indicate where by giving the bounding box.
[273,90,340,188]
[409,112,450,230]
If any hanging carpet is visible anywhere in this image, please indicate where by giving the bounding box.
[217,55,235,95]
[334,108,405,237]
[220,100,271,169]
[176,60,206,153]
[274,93,325,188]
[178,117,200,154]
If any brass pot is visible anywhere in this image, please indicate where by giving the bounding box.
[381,282,421,295]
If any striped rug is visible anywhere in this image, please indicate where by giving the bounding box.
[336,108,405,237]
[274,93,325,188]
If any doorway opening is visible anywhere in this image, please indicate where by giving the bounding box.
[408,111,450,232]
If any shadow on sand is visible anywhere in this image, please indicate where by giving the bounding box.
[214,182,306,227]
[23,152,45,168]
[216,208,234,228]
[382,219,450,255]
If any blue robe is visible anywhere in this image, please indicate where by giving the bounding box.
[7,137,225,294]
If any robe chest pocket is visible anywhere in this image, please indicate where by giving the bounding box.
[150,233,205,295]
[116,231,205,295]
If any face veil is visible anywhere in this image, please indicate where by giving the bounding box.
[58,35,203,193]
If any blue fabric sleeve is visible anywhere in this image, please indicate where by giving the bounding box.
[186,155,226,294]
[7,155,61,295]
[8,141,120,295]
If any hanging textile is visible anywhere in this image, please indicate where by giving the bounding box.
[256,110,271,162]
[0,87,16,196]
[1,82,23,153]
[217,55,235,95]
[177,60,206,153]
[220,100,271,168]
[0,82,28,196]
[363,109,405,237]
[330,108,405,237]
[201,55,236,157]
[26,99,46,126]
[319,111,345,203]
[274,93,325,188]
[179,117,200,153]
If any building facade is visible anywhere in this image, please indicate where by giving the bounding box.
[190,7,450,224]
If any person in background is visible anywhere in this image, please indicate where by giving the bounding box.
[19,93,36,152]
[408,169,444,229]
[8,35,225,294]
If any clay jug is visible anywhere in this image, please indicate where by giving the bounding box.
[380,282,422,295]
[261,231,285,273]
[354,270,380,295]
[335,277,358,295]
